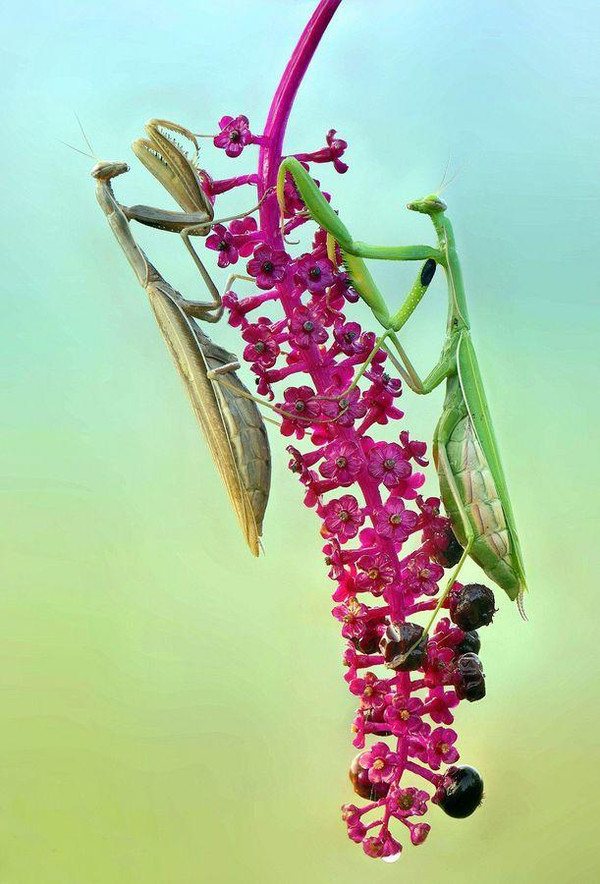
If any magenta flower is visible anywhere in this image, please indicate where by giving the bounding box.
[400,429,429,467]
[427,727,460,770]
[319,439,363,485]
[333,320,362,355]
[358,742,399,784]
[213,114,254,157]
[367,441,412,489]
[383,694,425,735]
[294,253,336,294]
[402,552,444,597]
[318,385,367,430]
[321,494,365,542]
[349,671,387,711]
[242,322,280,368]
[425,689,459,725]
[280,385,321,438]
[205,223,239,268]
[332,597,368,641]
[247,244,289,289]
[372,498,419,542]
[229,216,262,257]
[389,787,429,818]
[355,552,395,596]
[289,305,328,349]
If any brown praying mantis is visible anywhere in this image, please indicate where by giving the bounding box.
[92,147,271,557]
[277,158,528,632]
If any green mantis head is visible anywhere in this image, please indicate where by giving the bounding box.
[406,194,447,215]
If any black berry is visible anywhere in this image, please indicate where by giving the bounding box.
[379,621,427,672]
[456,630,481,656]
[435,765,484,818]
[449,583,496,631]
[453,653,486,702]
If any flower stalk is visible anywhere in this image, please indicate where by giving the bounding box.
[199,0,490,859]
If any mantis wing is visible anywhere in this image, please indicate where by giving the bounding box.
[147,281,268,556]
[456,332,527,596]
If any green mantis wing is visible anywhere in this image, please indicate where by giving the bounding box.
[456,332,527,600]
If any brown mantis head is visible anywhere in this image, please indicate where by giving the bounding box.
[91,160,130,181]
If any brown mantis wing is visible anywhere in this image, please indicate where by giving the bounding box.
[147,273,271,556]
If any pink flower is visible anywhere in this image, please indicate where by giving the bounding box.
[355,552,395,596]
[427,727,459,770]
[402,552,444,597]
[280,385,321,438]
[358,741,399,784]
[319,440,363,485]
[289,305,328,349]
[247,244,289,289]
[242,322,280,368]
[205,223,239,268]
[333,320,363,355]
[321,495,365,541]
[319,385,367,429]
[383,694,424,735]
[213,114,254,157]
[423,644,455,688]
[425,689,459,725]
[400,430,429,467]
[294,253,336,294]
[228,216,262,257]
[372,498,419,542]
[367,441,412,489]
[332,597,368,641]
[349,671,387,711]
[389,786,429,818]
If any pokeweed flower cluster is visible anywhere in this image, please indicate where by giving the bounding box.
[199,0,495,860]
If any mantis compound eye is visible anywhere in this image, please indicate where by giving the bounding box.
[435,766,484,818]
[449,583,497,631]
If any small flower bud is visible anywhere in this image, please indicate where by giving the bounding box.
[431,527,464,567]
[380,621,427,671]
[453,653,486,702]
[349,753,391,800]
[434,765,484,818]
[449,583,496,631]
[410,822,431,845]
[456,629,481,656]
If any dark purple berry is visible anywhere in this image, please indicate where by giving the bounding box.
[435,765,484,818]
[453,653,486,702]
[431,527,464,568]
[379,621,427,672]
[349,753,391,801]
[353,619,384,655]
[449,583,496,631]
[456,630,481,656]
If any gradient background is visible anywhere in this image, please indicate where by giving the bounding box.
[2,1,600,881]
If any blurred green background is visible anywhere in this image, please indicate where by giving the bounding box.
[2,1,599,881]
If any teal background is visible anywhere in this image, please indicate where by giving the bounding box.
[2,1,600,881]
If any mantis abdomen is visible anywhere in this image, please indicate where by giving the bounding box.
[434,377,521,600]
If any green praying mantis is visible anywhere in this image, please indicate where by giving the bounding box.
[277,157,528,630]
[91,124,272,557]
